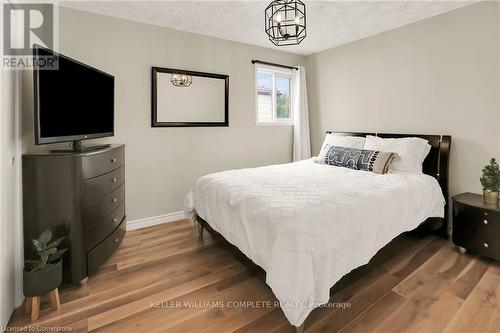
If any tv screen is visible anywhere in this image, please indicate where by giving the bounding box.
[34,45,114,144]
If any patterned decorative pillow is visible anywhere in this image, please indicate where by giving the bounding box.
[322,145,397,174]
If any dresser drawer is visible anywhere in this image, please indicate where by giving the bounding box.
[84,146,124,179]
[83,185,125,222]
[88,219,126,274]
[84,166,125,203]
[84,203,125,250]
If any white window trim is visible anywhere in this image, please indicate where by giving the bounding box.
[255,64,294,126]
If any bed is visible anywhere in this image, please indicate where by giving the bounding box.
[184,131,451,332]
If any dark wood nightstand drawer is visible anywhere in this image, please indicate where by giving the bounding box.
[454,205,500,237]
[453,232,500,257]
[479,210,500,236]
[478,236,500,259]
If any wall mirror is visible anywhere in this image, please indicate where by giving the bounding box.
[152,67,229,127]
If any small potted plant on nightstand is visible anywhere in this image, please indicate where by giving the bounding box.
[480,158,500,204]
[23,229,67,322]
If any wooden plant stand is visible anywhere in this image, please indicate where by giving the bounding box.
[25,288,61,322]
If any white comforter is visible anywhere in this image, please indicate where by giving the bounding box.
[184,159,444,326]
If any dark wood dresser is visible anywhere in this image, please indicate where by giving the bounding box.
[452,192,500,260]
[22,145,126,284]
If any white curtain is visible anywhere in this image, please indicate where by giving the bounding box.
[292,66,311,161]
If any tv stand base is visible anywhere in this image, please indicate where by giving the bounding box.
[50,140,111,153]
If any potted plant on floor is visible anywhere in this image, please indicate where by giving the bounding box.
[480,158,500,204]
[24,229,67,298]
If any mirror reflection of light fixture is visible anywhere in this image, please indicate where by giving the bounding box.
[170,73,193,87]
[265,0,306,46]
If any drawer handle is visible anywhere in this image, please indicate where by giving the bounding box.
[111,158,117,163]
[484,243,489,248]
[114,238,119,243]
[113,217,118,222]
[484,219,488,225]
[111,178,117,183]
[112,198,117,203]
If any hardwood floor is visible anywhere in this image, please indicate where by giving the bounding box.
[8,220,500,332]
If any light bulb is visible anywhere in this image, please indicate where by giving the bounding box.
[295,16,300,24]
[276,13,282,23]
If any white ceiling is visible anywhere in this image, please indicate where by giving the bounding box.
[60,0,474,56]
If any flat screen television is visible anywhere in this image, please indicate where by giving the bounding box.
[33,45,114,150]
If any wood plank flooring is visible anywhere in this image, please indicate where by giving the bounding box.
[8,219,500,332]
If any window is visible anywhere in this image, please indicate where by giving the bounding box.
[255,65,293,125]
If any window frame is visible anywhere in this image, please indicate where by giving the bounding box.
[255,64,294,126]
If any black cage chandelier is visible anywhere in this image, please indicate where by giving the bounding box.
[265,0,306,46]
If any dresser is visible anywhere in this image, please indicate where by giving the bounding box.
[22,145,126,284]
[452,192,500,261]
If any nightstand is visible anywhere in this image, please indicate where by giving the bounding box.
[452,192,500,260]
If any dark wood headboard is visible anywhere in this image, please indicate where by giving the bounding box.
[326,131,452,234]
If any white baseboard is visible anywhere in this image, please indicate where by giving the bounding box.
[126,211,186,231]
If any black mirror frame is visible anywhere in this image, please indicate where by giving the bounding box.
[151,67,229,127]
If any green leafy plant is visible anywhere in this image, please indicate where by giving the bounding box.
[25,230,67,272]
[480,158,500,192]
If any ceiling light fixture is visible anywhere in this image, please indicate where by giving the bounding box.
[265,0,306,46]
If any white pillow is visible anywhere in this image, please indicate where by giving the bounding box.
[315,134,366,162]
[363,136,431,173]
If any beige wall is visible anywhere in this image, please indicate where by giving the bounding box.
[22,7,305,220]
[307,2,500,197]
